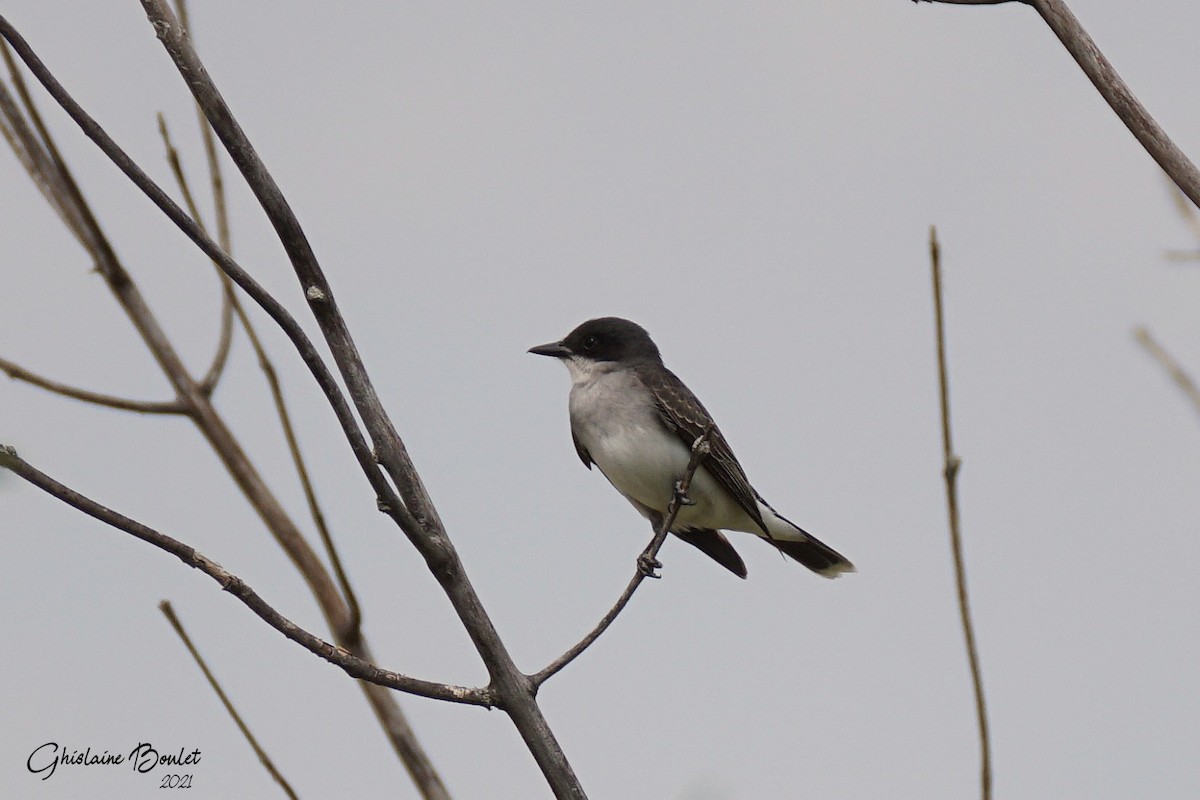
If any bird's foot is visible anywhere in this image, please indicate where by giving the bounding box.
[637,553,663,579]
[673,479,696,506]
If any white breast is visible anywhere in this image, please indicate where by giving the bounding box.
[564,357,753,532]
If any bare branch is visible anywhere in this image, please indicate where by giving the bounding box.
[0,39,93,247]
[156,113,237,396]
[0,356,185,414]
[532,426,714,687]
[156,81,234,397]
[0,445,489,707]
[4,16,452,795]
[1134,327,1200,422]
[917,0,1200,209]
[2,9,581,794]
[134,3,428,537]
[135,5,586,794]
[171,0,230,254]
[1030,0,1200,209]
[159,601,300,799]
[248,318,365,639]
[157,109,362,640]
[0,14,416,535]
[4,18,456,795]
[930,227,992,800]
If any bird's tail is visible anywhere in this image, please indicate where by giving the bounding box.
[758,496,855,578]
[770,536,855,578]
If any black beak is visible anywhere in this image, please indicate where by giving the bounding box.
[528,341,571,358]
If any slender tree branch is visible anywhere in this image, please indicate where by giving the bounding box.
[2,12,349,623]
[0,39,92,246]
[0,356,185,413]
[156,112,236,395]
[4,10,576,795]
[172,0,230,255]
[158,8,435,789]
[0,15,419,537]
[231,297,368,641]
[157,110,363,637]
[134,2,431,544]
[172,0,238,396]
[0,445,489,706]
[930,227,991,800]
[135,4,585,794]
[1134,327,1200,422]
[156,113,206,240]
[0,61,184,416]
[159,600,300,799]
[261,349,365,639]
[159,110,362,638]
[917,0,1200,209]
[1029,0,1200,209]
[4,9,579,794]
[532,427,714,687]
[2,20,449,793]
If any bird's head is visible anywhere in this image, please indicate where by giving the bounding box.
[529,317,662,366]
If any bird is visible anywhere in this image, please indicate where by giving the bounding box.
[529,316,854,579]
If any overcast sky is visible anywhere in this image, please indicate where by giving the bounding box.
[2,2,1198,798]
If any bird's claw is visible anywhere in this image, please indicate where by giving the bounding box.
[637,553,663,578]
[673,479,696,506]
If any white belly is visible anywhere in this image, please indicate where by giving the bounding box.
[569,375,753,533]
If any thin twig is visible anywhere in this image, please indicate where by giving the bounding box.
[171,0,230,255]
[0,356,185,414]
[1134,327,1200,422]
[230,304,366,640]
[157,112,362,640]
[259,346,365,639]
[532,426,714,687]
[0,59,185,416]
[930,227,991,800]
[157,113,236,396]
[0,38,92,247]
[159,601,300,799]
[0,445,488,706]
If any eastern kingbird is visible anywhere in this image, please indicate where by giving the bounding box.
[529,317,854,579]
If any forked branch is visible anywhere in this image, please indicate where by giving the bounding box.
[0,445,489,707]
[532,426,714,687]
[0,357,184,414]
[156,111,363,638]
[1,9,583,796]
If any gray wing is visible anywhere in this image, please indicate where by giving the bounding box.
[635,363,770,536]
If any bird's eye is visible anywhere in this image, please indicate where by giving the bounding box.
[582,335,598,350]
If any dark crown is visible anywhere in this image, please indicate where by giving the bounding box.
[562,317,662,363]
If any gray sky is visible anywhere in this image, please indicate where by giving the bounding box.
[2,1,1198,798]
